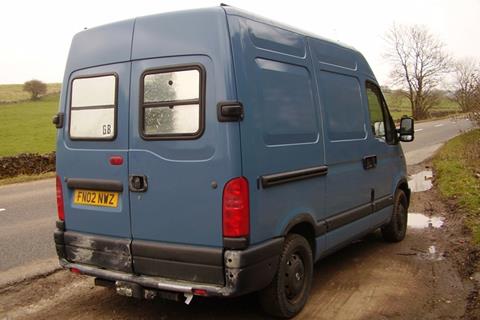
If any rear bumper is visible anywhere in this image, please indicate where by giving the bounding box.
[54,224,282,297]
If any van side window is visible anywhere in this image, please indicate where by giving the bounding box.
[366,86,385,138]
[319,71,366,141]
[69,74,117,140]
[141,67,204,139]
[254,58,318,146]
[365,82,397,144]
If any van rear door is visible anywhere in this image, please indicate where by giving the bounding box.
[57,62,133,272]
[128,57,229,284]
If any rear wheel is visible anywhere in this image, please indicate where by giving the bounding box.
[259,234,313,318]
[381,190,408,242]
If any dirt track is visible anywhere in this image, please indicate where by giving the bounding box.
[1,163,479,320]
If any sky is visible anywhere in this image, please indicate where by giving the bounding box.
[0,0,479,85]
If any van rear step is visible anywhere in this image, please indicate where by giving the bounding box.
[95,278,184,302]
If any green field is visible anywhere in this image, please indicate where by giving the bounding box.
[0,83,61,103]
[383,92,460,120]
[434,129,480,244]
[0,94,59,156]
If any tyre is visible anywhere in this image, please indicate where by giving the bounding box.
[381,189,408,242]
[259,234,313,318]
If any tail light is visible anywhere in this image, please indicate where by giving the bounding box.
[56,175,65,221]
[222,177,249,237]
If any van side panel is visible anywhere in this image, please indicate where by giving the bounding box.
[227,15,327,246]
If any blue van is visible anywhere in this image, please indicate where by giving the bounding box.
[53,5,415,318]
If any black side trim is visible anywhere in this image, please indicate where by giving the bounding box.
[261,165,328,189]
[326,203,372,231]
[374,195,394,212]
[224,237,249,250]
[282,213,327,237]
[66,178,123,192]
[316,220,328,236]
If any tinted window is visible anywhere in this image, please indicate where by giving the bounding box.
[319,71,366,141]
[141,67,203,138]
[70,75,116,140]
[255,58,318,146]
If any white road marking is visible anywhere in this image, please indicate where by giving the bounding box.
[415,128,424,132]
[434,124,444,127]
[0,208,5,212]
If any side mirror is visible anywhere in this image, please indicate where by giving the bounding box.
[398,116,414,142]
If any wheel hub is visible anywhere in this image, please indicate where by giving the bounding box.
[284,253,305,300]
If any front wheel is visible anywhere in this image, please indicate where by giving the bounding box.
[381,189,408,242]
[259,234,313,318]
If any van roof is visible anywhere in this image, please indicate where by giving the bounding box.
[64,6,373,80]
[220,5,358,52]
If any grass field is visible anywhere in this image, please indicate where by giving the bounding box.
[0,94,59,156]
[433,129,480,244]
[383,92,460,120]
[0,83,61,103]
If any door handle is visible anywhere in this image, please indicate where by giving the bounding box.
[363,155,377,170]
[129,175,148,192]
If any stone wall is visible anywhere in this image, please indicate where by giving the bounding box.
[0,153,55,178]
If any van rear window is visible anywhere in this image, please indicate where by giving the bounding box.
[141,66,204,139]
[69,75,117,140]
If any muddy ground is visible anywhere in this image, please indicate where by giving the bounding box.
[1,162,479,320]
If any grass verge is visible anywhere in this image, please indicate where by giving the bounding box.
[0,94,58,157]
[433,129,480,244]
[0,172,56,186]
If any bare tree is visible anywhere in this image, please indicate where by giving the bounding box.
[385,24,451,120]
[452,58,480,112]
[23,79,47,100]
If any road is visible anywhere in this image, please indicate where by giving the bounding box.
[0,179,57,286]
[0,116,475,286]
[402,116,474,165]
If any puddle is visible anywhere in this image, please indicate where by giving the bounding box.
[418,245,445,261]
[408,170,433,192]
[408,213,444,229]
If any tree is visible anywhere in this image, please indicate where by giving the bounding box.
[452,58,480,112]
[385,24,451,120]
[23,79,47,100]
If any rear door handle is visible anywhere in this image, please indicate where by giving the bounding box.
[363,155,377,170]
[129,175,148,192]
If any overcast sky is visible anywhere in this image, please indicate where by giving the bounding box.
[0,0,479,85]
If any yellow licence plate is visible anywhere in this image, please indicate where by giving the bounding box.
[73,189,119,208]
